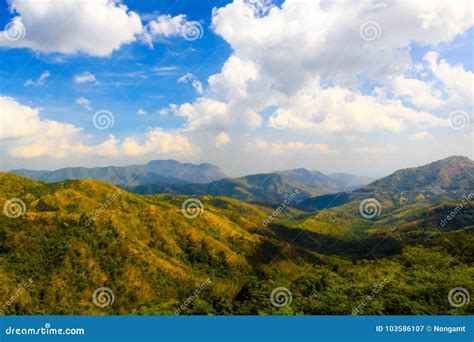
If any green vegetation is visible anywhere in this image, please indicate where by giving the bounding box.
[1,167,472,315]
[131,173,323,204]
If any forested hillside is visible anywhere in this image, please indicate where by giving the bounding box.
[1,172,472,315]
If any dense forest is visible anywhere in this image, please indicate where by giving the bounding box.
[1,163,473,315]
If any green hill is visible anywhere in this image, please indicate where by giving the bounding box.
[0,172,472,315]
[364,156,474,193]
[131,173,324,204]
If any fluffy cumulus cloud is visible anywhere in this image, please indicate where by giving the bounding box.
[423,52,474,110]
[146,14,187,38]
[143,14,203,46]
[163,0,472,141]
[0,0,143,56]
[1,96,195,159]
[214,131,230,148]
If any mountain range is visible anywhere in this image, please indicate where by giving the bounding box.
[296,156,474,211]
[1,155,473,315]
[11,160,227,186]
[11,160,373,205]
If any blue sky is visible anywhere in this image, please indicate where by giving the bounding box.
[0,0,472,177]
[0,0,232,136]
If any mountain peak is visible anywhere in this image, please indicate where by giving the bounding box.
[366,155,473,192]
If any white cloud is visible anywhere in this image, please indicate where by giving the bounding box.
[137,108,147,116]
[120,129,195,156]
[214,131,230,148]
[144,14,202,44]
[178,73,203,94]
[1,95,90,158]
[255,138,337,155]
[146,14,187,38]
[1,96,195,159]
[408,131,432,141]
[0,0,143,57]
[423,51,474,110]
[389,75,443,111]
[74,72,96,84]
[153,66,179,75]
[268,82,447,134]
[354,144,399,154]
[212,0,472,87]
[75,97,91,111]
[166,0,472,135]
[24,71,50,86]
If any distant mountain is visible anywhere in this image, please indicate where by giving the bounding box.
[275,168,373,192]
[361,156,474,193]
[131,173,324,204]
[296,156,473,212]
[295,192,355,211]
[11,160,227,187]
[327,173,374,191]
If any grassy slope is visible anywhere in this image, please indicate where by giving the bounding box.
[0,172,472,315]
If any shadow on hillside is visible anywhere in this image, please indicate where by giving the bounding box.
[249,223,403,263]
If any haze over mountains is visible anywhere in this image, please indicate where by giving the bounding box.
[11,156,473,209]
[12,160,227,186]
[11,159,374,204]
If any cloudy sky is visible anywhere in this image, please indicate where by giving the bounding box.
[0,0,472,177]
